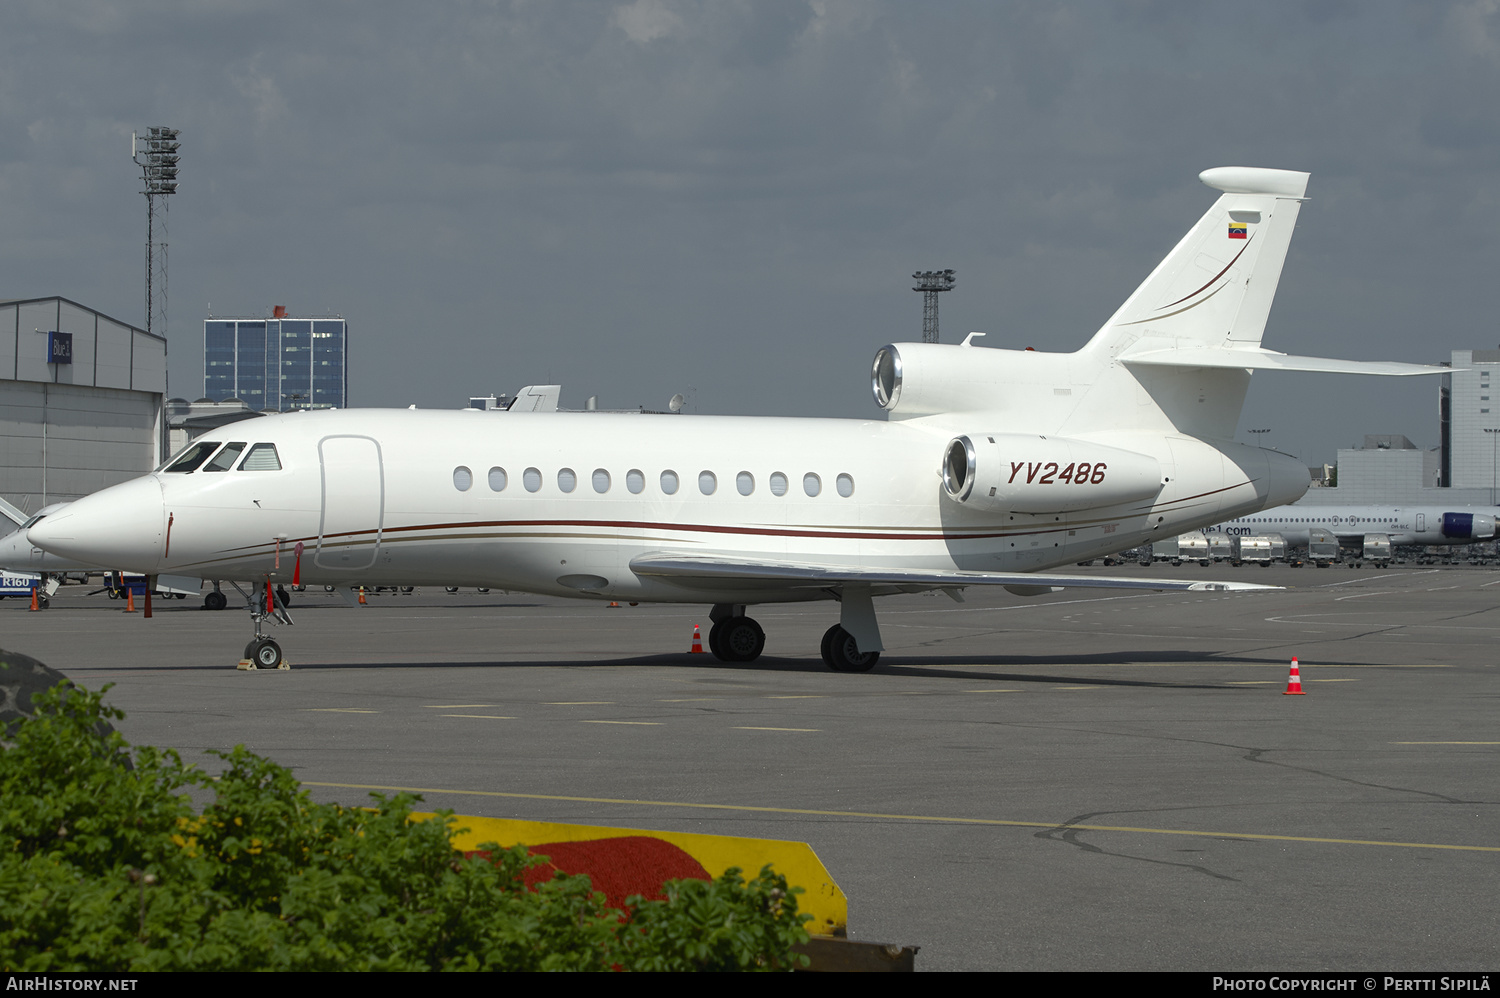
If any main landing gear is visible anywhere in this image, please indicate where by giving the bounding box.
[821,624,880,672]
[707,604,766,663]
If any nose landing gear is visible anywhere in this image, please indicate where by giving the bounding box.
[233,580,294,670]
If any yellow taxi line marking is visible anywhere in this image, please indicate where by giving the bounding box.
[656,698,726,702]
[765,695,825,699]
[304,708,380,713]
[733,727,821,732]
[580,720,662,726]
[425,704,497,708]
[440,714,517,720]
[304,782,1500,854]
[963,689,1022,693]
[1392,741,1500,745]
[545,701,616,705]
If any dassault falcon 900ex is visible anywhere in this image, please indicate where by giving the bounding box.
[28,167,1444,671]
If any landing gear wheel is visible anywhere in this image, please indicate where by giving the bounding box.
[204,591,228,611]
[820,624,879,673]
[707,620,727,661]
[276,586,291,608]
[250,638,283,669]
[718,617,765,663]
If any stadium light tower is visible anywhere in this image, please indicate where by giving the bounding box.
[912,269,955,343]
[132,127,180,339]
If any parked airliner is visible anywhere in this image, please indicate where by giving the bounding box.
[27,167,1444,670]
[1202,504,1497,546]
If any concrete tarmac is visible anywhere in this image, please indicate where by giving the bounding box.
[4,564,1497,971]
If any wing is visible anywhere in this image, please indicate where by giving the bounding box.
[629,553,1278,594]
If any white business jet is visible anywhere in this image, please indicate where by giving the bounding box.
[28,167,1444,670]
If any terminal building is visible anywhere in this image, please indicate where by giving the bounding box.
[0,296,166,515]
[203,308,347,411]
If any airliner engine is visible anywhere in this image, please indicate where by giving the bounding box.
[1441,511,1497,540]
[940,434,1163,513]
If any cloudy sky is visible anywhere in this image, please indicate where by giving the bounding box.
[3,1,1498,464]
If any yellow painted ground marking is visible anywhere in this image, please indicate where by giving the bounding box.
[656,698,727,702]
[581,720,662,726]
[1393,741,1500,745]
[304,708,380,713]
[734,727,821,732]
[440,714,517,720]
[305,782,1500,855]
[963,689,1022,693]
[545,701,616,705]
[765,695,825,699]
[426,704,497,708]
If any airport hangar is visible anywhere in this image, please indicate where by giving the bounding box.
[0,296,167,521]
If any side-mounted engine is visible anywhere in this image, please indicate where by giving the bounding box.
[940,433,1163,514]
[1441,511,1497,540]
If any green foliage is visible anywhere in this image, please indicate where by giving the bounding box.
[0,681,810,972]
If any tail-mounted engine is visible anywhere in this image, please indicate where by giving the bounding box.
[941,434,1163,514]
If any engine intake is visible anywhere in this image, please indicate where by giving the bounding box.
[1441,512,1497,540]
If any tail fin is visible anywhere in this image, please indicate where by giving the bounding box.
[1085,167,1309,356]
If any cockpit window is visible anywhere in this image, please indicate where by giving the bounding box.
[202,442,247,472]
[164,441,222,473]
[238,443,282,471]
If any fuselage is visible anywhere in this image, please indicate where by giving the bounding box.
[28,407,1308,605]
[1200,504,1499,546]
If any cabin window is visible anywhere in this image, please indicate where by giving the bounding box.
[836,473,855,498]
[626,469,645,494]
[488,467,508,491]
[453,466,473,491]
[202,442,247,472]
[699,471,717,495]
[558,468,577,493]
[164,441,221,473]
[736,472,754,496]
[238,444,282,471]
[769,472,789,496]
[524,467,542,492]
[660,470,679,495]
[803,473,821,497]
[592,469,611,493]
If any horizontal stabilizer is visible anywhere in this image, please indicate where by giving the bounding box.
[630,554,1278,594]
[1122,347,1445,377]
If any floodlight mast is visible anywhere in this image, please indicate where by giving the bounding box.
[132,127,180,339]
[911,269,955,343]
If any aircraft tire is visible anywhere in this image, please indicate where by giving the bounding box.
[204,591,228,611]
[821,624,879,673]
[719,617,765,663]
[250,638,282,669]
[707,620,727,661]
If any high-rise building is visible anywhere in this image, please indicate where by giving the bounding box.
[203,309,347,411]
[1442,349,1500,496]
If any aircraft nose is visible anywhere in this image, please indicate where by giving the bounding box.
[28,476,166,573]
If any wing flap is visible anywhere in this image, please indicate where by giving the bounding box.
[629,554,1278,594]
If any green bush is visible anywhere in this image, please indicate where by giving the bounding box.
[0,682,809,971]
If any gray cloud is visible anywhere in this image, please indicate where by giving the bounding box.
[2,1,1497,463]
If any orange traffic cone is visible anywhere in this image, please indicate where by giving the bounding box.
[358,587,367,605]
[1284,657,1305,695]
[607,601,620,608]
[125,588,136,613]
[690,625,705,653]
[28,586,39,611]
